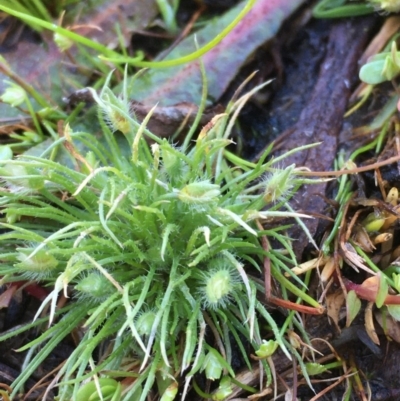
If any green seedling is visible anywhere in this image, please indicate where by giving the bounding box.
[346,290,362,327]
[202,349,224,381]
[76,378,122,401]
[387,304,400,320]
[313,0,374,18]
[0,82,27,107]
[160,382,179,401]
[212,376,233,401]
[361,210,386,232]
[255,339,279,359]
[156,0,180,33]
[304,361,342,376]
[360,41,400,84]
[313,0,400,18]
[392,272,400,292]
[0,146,13,161]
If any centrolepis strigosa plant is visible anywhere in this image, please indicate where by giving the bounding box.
[0,72,323,400]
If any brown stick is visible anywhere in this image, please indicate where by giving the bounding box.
[268,17,377,258]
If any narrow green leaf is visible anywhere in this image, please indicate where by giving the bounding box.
[346,290,361,327]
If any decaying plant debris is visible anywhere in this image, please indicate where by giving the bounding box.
[265,16,377,258]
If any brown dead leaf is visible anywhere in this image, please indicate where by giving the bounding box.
[340,242,375,275]
[352,225,375,253]
[326,289,345,329]
[284,389,299,401]
[320,256,336,283]
[373,232,392,245]
[375,309,400,343]
[352,198,382,207]
[0,122,32,135]
[365,301,380,345]
[287,255,329,277]
[391,245,400,261]
[353,197,400,219]
[0,285,17,309]
[248,387,273,400]
[362,276,380,292]
[386,187,398,206]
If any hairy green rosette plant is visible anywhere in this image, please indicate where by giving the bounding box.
[0,73,322,400]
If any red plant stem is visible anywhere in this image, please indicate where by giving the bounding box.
[269,296,324,315]
[256,219,271,300]
[343,278,400,304]
[13,281,49,301]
